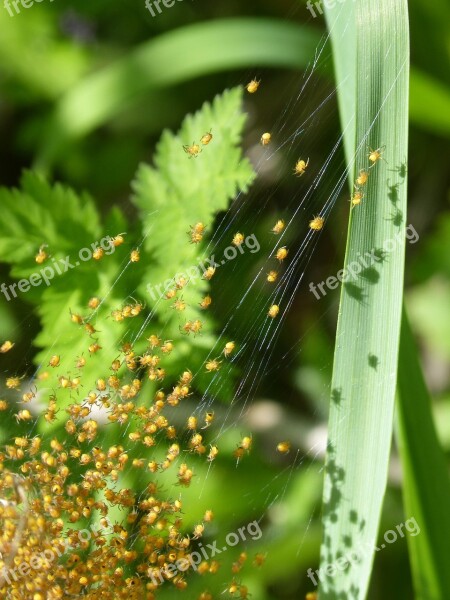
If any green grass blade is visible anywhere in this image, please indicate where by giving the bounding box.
[323,0,356,169]
[318,1,410,598]
[396,308,450,599]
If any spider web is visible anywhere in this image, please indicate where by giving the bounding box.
[0,3,383,599]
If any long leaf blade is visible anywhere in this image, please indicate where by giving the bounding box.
[318,1,410,598]
[397,308,450,599]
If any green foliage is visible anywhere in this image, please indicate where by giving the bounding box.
[0,172,101,267]
[132,86,255,392]
[410,69,450,136]
[319,0,410,598]
[0,2,448,598]
[0,87,254,427]
[0,10,89,100]
[132,87,255,320]
[407,214,450,362]
[397,309,450,599]
[37,18,320,167]
[413,212,450,281]
[0,173,132,428]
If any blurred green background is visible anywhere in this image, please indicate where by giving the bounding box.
[0,1,449,599]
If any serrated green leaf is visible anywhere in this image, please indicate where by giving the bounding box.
[131,87,255,399]
[0,171,101,270]
[34,284,132,433]
[1,88,255,417]
[132,87,255,325]
[0,173,141,419]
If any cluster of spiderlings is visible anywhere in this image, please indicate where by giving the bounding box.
[232,436,252,465]
[183,130,213,158]
[203,341,236,375]
[214,548,268,599]
[154,262,234,375]
[188,222,206,245]
[111,300,145,323]
[0,334,231,599]
[350,145,385,208]
[0,74,341,596]
[0,223,265,600]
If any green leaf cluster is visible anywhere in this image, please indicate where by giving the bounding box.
[0,87,255,431]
